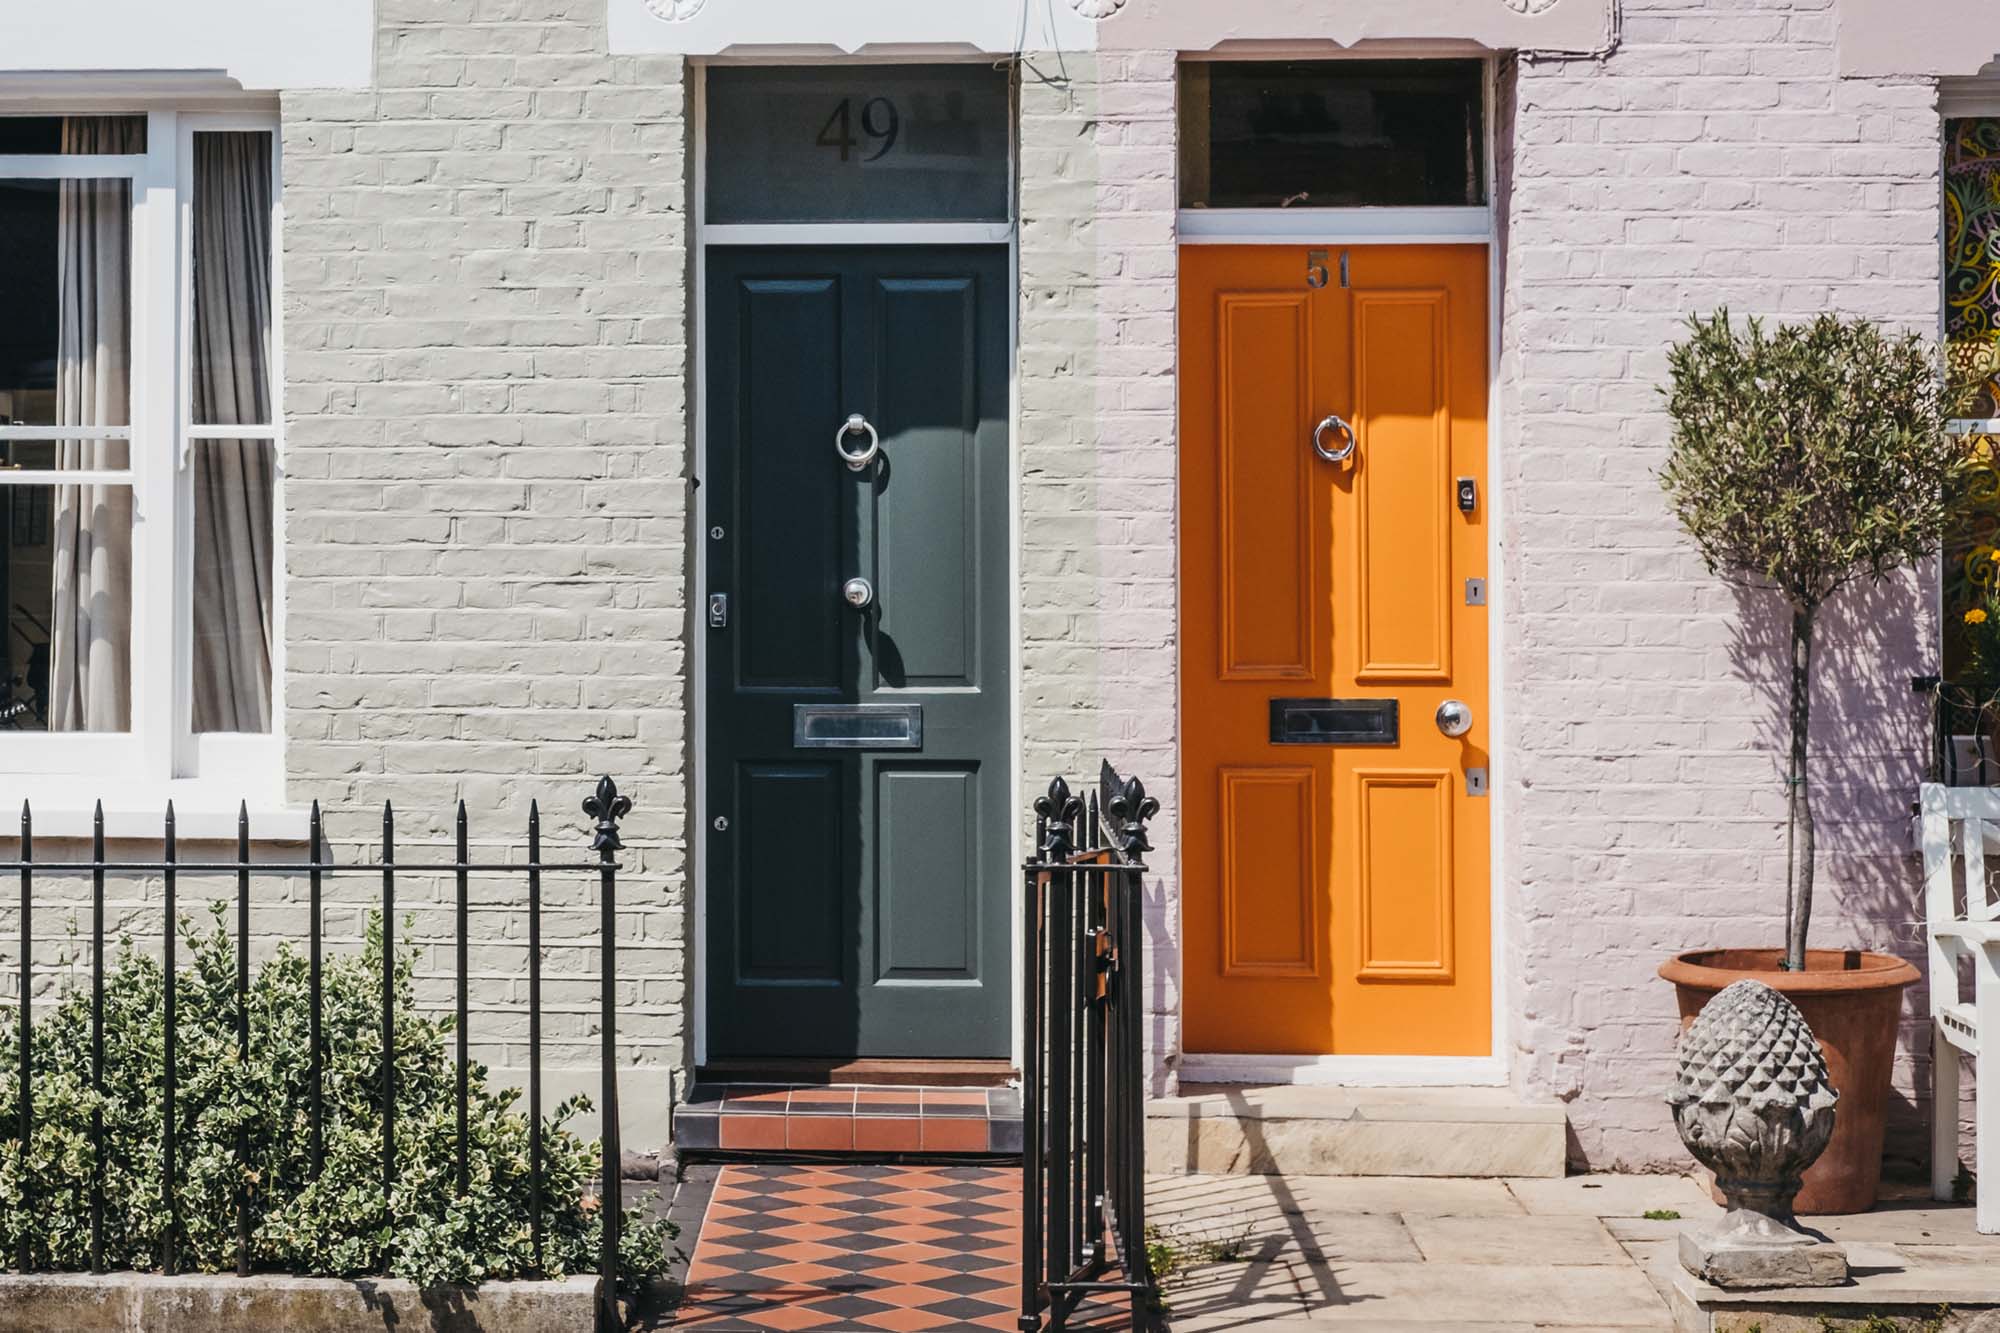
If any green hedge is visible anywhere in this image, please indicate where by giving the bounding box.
[0,905,674,1289]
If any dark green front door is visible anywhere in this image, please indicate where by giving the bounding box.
[704,246,1011,1060]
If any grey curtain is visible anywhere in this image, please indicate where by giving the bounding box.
[190,131,274,734]
[49,117,138,733]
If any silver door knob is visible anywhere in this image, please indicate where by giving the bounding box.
[842,577,873,609]
[1435,699,1473,738]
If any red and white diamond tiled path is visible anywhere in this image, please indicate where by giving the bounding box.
[675,1163,1023,1331]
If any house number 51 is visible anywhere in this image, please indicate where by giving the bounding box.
[816,97,901,161]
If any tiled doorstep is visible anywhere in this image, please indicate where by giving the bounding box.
[673,1082,1024,1156]
[675,1163,1023,1331]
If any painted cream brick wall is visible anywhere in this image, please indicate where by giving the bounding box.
[1017,50,1182,1091]
[1503,0,1944,1167]
[281,0,690,1144]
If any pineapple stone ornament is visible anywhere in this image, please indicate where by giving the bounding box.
[1667,979,1849,1288]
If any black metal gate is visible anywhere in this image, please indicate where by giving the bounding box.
[1019,761,1160,1332]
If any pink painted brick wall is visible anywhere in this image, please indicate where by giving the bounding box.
[1502,0,1945,1168]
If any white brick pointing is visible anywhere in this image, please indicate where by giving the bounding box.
[1502,0,1943,1168]
[282,0,690,1144]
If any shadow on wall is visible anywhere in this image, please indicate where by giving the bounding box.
[1722,564,1941,1173]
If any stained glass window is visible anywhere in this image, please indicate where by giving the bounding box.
[1945,118,2000,681]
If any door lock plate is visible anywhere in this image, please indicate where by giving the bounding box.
[1466,767,1489,797]
[1464,578,1487,607]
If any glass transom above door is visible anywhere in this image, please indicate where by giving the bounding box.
[706,64,1011,224]
[1180,60,1486,210]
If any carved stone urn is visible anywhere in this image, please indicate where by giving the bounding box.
[1667,979,1848,1288]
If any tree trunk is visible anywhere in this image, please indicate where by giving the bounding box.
[1786,602,1816,972]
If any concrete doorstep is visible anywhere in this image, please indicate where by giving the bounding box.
[1146,1084,1568,1178]
[0,1272,600,1333]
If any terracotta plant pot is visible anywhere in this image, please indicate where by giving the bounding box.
[1659,948,1919,1215]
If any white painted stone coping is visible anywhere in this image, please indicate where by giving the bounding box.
[0,1273,599,1333]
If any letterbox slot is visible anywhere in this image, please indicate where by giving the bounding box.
[793,703,924,750]
[1268,698,1399,746]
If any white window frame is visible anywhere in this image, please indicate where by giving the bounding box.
[0,105,285,832]
[175,111,285,793]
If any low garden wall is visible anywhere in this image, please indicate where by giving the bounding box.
[0,1273,598,1333]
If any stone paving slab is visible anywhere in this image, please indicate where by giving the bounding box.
[1306,1260,1673,1327]
[1809,1202,1987,1243]
[1149,1174,1679,1329]
[1404,1213,1629,1266]
[1503,1173,1724,1219]
[1157,1259,1324,1329]
[1215,1324,1557,1332]
[1149,1172,1524,1222]
[1289,1174,1530,1217]
[1147,1175,1422,1263]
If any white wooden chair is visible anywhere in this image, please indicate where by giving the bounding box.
[1918,782,2000,1232]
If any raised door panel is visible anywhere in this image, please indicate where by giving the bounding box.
[734,762,847,982]
[736,276,845,690]
[1217,292,1315,681]
[1218,766,1320,978]
[1351,289,1451,682]
[871,275,978,690]
[1353,769,1454,981]
[873,764,979,980]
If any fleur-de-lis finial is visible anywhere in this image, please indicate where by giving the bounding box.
[583,776,632,854]
[1034,775,1084,861]
[1100,760,1159,857]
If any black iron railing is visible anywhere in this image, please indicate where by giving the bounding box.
[1019,760,1159,1333]
[1,776,630,1329]
[1916,675,2000,785]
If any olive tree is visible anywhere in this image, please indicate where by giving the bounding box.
[1660,311,1961,971]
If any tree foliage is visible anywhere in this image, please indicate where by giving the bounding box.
[0,904,675,1290]
[1661,311,1963,968]
[1661,311,1958,607]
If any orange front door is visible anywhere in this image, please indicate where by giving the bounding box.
[1180,244,1491,1057]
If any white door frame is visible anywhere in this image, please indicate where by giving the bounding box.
[687,58,1024,1072]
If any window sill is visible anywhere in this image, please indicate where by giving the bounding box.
[0,778,307,841]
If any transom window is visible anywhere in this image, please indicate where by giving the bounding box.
[704,64,1012,225]
[1179,60,1487,210]
[0,110,279,793]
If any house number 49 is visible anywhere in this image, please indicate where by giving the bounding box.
[816,97,901,162]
